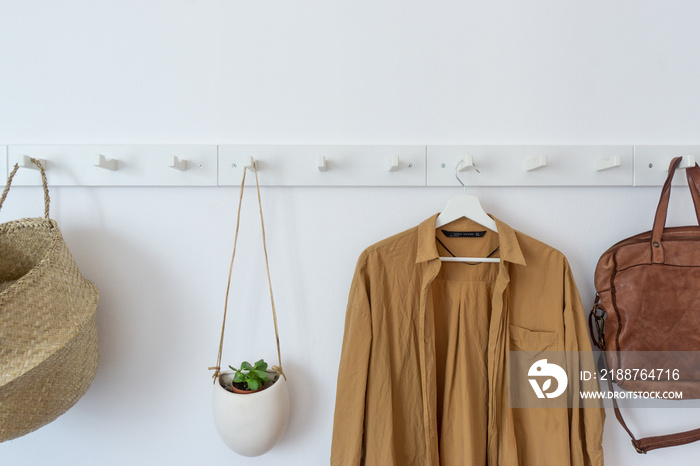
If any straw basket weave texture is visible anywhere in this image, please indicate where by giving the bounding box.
[0,160,99,442]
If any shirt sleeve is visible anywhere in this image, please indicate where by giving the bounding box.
[563,259,606,466]
[331,251,372,466]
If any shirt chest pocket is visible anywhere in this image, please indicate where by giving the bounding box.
[509,324,559,354]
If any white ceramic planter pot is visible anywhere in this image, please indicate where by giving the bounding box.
[212,371,290,456]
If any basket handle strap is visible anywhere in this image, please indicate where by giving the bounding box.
[0,159,50,219]
[209,163,284,382]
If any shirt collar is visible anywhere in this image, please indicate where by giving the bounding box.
[415,213,527,266]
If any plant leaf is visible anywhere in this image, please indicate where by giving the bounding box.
[254,359,267,371]
[247,379,260,391]
[233,372,245,383]
[254,370,269,382]
[241,361,253,371]
[228,365,237,372]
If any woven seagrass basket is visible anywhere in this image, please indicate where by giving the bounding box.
[0,160,99,442]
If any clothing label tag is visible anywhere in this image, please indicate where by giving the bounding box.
[441,230,487,238]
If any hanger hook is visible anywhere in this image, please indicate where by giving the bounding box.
[455,160,480,195]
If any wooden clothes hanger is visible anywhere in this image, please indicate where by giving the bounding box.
[435,159,499,263]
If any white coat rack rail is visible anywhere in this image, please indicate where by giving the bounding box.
[0,145,696,187]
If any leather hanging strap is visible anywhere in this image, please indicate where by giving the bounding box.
[651,157,700,263]
[601,352,700,453]
[685,163,700,223]
[0,159,50,218]
[209,163,285,382]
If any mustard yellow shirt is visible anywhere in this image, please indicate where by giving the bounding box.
[331,214,604,465]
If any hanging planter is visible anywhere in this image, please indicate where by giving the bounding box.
[212,367,290,456]
[209,162,290,456]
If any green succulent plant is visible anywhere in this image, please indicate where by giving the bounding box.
[229,359,270,391]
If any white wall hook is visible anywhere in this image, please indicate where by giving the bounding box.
[457,155,475,172]
[595,155,621,171]
[243,156,256,170]
[317,155,327,172]
[169,156,187,171]
[95,154,118,171]
[18,155,47,169]
[525,155,547,172]
[666,155,696,170]
[388,155,400,172]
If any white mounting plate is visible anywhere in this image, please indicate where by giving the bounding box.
[7,145,218,186]
[218,145,426,186]
[633,146,700,186]
[426,145,634,186]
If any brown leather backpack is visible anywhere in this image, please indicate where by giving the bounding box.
[591,156,700,453]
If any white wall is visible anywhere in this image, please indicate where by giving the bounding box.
[2,1,700,464]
